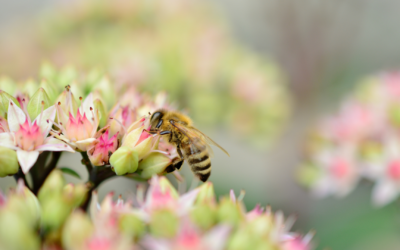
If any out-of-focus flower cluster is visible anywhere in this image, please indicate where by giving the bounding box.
[0,67,178,178]
[0,175,314,250]
[0,0,290,146]
[298,72,400,207]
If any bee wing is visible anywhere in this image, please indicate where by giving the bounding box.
[191,127,230,157]
[170,121,215,158]
[171,121,229,157]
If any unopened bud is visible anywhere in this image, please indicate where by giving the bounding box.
[217,197,243,227]
[109,146,139,175]
[62,210,94,250]
[27,88,51,120]
[0,147,19,177]
[138,153,172,179]
[0,90,19,118]
[118,213,146,239]
[149,209,179,238]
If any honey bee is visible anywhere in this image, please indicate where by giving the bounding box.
[148,109,229,182]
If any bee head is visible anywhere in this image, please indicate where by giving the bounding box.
[150,110,164,130]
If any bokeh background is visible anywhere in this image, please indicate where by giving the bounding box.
[1,0,400,249]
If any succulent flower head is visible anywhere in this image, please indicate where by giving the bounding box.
[0,98,74,173]
[52,91,99,151]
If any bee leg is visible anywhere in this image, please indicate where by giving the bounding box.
[165,164,176,173]
[165,157,183,173]
[177,144,184,159]
[160,131,171,135]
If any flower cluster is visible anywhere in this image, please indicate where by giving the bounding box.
[0,0,290,146]
[0,175,314,250]
[0,69,180,185]
[298,72,400,206]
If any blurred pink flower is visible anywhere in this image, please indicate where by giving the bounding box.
[364,138,400,206]
[311,144,360,198]
[142,220,230,250]
[283,232,315,250]
[320,102,377,142]
[140,176,199,217]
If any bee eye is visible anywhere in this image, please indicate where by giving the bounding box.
[156,119,163,128]
[151,112,162,123]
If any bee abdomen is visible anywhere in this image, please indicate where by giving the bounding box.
[189,156,211,182]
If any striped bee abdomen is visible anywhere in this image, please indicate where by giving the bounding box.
[182,139,211,182]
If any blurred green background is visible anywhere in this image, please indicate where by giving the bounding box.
[1,0,400,249]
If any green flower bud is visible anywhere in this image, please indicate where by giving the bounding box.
[92,77,116,107]
[158,176,179,199]
[228,213,276,250]
[227,226,276,250]
[190,204,216,230]
[57,66,78,89]
[40,80,59,103]
[149,209,179,238]
[247,214,274,236]
[38,170,66,203]
[0,211,40,250]
[62,183,87,207]
[62,210,94,250]
[40,62,57,82]
[27,88,51,120]
[110,146,139,175]
[138,152,172,179]
[196,182,216,205]
[23,80,40,98]
[217,197,243,227]
[93,99,107,128]
[0,147,19,177]
[0,90,19,118]
[0,77,16,95]
[41,196,72,230]
[118,213,146,239]
[6,182,41,227]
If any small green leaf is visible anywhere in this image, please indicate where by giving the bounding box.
[59,168,81,179]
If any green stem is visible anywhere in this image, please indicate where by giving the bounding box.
[80,165,116,210]
[32,152,62,195]
[13,168,31,191]
[30,152,50,192]
[80,152,93,173]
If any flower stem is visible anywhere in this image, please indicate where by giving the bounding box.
[32,152,62,194]
[13,168,31,191]
[80,152,93,173]
[80,165,116,210]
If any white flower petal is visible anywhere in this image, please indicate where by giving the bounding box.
[33,105,56,137]
[80,93,95,120]
[177,188,200,216]
[203,225,231,250]
[75,138,97,151]
[89,191,100,222]
[372,180,399,207]
[7,100,26,132]
[0,132,16,148]
[36,137,74,152]
[17,150,39,174]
